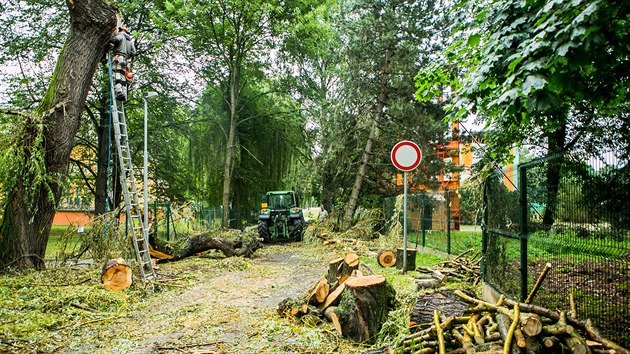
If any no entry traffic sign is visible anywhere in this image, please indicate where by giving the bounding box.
[391,140,422,171]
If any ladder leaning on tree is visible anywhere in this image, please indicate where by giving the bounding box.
[107,55,155,280]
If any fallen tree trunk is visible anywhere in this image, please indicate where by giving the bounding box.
[154,230,262,261]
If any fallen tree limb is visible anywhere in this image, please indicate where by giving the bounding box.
[157,230,262,261]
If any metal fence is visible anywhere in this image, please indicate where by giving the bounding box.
[383,190,478,256]
[482,152,630,346]
[194,205,256,230]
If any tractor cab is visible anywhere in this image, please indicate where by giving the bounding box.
[258,191,304,242]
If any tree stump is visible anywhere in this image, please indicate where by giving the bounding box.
[377,250,396,267]
[410,291,469,329]
[335,275,395,343]
[395,248,417,271]
[101,258,132,291]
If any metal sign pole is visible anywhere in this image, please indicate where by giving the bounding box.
[403,171,408,273]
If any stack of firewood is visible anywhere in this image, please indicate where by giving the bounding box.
[278,253,396,343]
[392,290,628,354]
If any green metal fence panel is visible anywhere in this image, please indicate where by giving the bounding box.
[383,190,478,256]
[482,152,630,347]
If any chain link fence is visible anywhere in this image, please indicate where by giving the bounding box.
[482,152,629,346]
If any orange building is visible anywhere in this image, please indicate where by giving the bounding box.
[396,122,465,230]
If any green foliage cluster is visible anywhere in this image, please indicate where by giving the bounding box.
[0,113,58,218]
[416,0,630,162]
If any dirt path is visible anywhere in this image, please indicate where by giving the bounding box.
[62,243,356,353]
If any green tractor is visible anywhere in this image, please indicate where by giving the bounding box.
[258,191,305,242]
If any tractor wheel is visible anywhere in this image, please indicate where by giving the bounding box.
[291,219,304,242]
[258,220,271,242]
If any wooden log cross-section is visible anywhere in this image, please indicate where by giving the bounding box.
[377,250,396,268]
[101,258,132,291]
[335,275,395,343]
[307,277,330,305]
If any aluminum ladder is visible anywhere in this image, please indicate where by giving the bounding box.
[110,98,156,280]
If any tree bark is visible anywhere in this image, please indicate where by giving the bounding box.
[221,62,241,228]
[345,122,377,227]
[542,123,566,228]
[0,0,118,270]
[169,231,261,260]
[95,75,111,215]
[335,275,395,343]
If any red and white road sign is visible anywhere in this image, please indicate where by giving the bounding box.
[391,140,422,171]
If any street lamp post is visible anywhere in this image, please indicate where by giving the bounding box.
[142,91,158,236]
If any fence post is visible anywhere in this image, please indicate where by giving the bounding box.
[166,202,171,241]
[446,189,451,255]
[422,193,427,247]
[152,201,158,238]
[481,179,488,277]
[519,166,529,302]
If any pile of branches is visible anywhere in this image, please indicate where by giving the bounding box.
[392,290,628,354]
[415,249,481,289]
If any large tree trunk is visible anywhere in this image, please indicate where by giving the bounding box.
[345,48,390,228]
[222,68,240,227]
[0,0,118,270]
[542,123,566,228]
[345,122,377,227]
[95,74,111,215]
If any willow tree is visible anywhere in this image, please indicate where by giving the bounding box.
[163,0,321,226]
[0,0,118,270]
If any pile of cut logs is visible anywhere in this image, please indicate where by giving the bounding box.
[278,253,395,343]
[392,290,628,354]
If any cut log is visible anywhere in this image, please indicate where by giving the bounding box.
[496,313,521,354]
[415,278,442,289]
[327,258,345,285]
[395,247,417,271]
[416,266,448,283]
[336,275,395,343]
[452,328,475,354]
[277,297,306,318]
[524,262,551,304]
[564,331,590,354]
[319,282,346,311]
[328,254,360,286]
[434,310,446,354]
[307,277,330,305]
[584,319,628,354]
[519,312,543,336]
[344,253,360,268]
[543,336,560,348]
[323,306,342,336]
[377,250,396,267]
[101,258,132,291]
